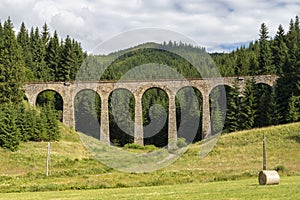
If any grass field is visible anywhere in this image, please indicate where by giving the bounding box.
[0,176,299,200]
[0,122,299,193]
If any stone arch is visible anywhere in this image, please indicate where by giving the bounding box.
[108,88,135,146]
[208,83,235,94]
[74,89,101,139]
[73,88,99,101]
[137,84,173,100]
[36,89,64,121]
[142,87,169,147]
[176,86,203,143]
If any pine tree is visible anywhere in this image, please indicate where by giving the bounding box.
[239,79,256,130]
[235,47,250,75]
[276,16,300,124]
[254,84,272,127]
[249,51,259,75]
[37,108,48,141]
[224,80,241,132]
[42,103,60,141]
[57,35,73,81]
[46,31,61,81]
[17,22,35,81]
[286,95,300,123]
[0,104,21,151]
[30,27,49,81]
[70,40,85,80]
[272,25,289,76]
[41,23,50,46]
[0,18,25,104]
[22,108,40,141]
[267,90,280,125]
[259,23,276,74]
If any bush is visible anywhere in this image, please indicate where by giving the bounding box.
[124,143,145,149]
[274,165,285,172]
[177,137,188,148]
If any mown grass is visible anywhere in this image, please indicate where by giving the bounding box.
[0,176,299,200]
[0,122,299,193]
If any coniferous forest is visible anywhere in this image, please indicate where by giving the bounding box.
[0,16,299,150]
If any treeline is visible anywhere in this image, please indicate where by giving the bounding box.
[17,22,86,82]
[76,16,299,147]
[0,103,60,151]
[0,17,85,151]
[212,16,300,126]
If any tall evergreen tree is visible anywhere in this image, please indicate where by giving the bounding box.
[42,103,60,141]
[17,22,35,81]
[235,47,250,75]
[239,79,256,130]
[254,84,273,127]
[258,23,276,74]
[30,27,49,81]
[0,18,24,104]
[271,25,289,76]
[57,35,73,81]
[46,31,61,81]
[286,95,300,123]
[267,90,280,125]
[224,80,241,132]
[41,22,50,46]
[0,104,21,151]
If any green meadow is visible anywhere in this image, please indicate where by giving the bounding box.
[0,122,299,198]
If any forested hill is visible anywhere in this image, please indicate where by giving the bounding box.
[0,16,299,151]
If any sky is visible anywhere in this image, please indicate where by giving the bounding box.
[0,0,299,53]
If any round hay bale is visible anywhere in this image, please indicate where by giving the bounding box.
[258,170,280,185]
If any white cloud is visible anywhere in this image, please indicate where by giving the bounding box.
[0,0,299,52]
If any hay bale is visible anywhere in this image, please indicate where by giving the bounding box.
[258,170,280,185]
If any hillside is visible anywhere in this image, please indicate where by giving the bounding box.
[0,122,299,192]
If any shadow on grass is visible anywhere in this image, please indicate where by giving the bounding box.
[287,135,300,144]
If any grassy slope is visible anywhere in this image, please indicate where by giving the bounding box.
[0,123,299,192]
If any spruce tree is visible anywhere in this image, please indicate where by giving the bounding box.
[286,95,300,123]
[30,27,49,81]
[254,84,272,127]
[276,16,300,124]
[17,22,35,81]
[0,104,21,151]
[70,39,85,80]
[259,23,276,74]
[43,103,60,141]
[0,18,25,104]
[272,25,289,76]
[46,31,60,81]
[239,79,256,130]
[41,23,50,46]
[58,35,74,81]
[267,90,280,125]
[224,80,241,132]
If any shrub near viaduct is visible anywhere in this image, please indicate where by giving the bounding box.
[23,75,277,147]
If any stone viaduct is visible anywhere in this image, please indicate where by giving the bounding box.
[23,75,277,147]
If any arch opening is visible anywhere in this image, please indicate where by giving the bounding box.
[36,90,63,121]
[142,87,169,147]
[176,86,203,143]
[109,88,135,146]
[74,89,101,139]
